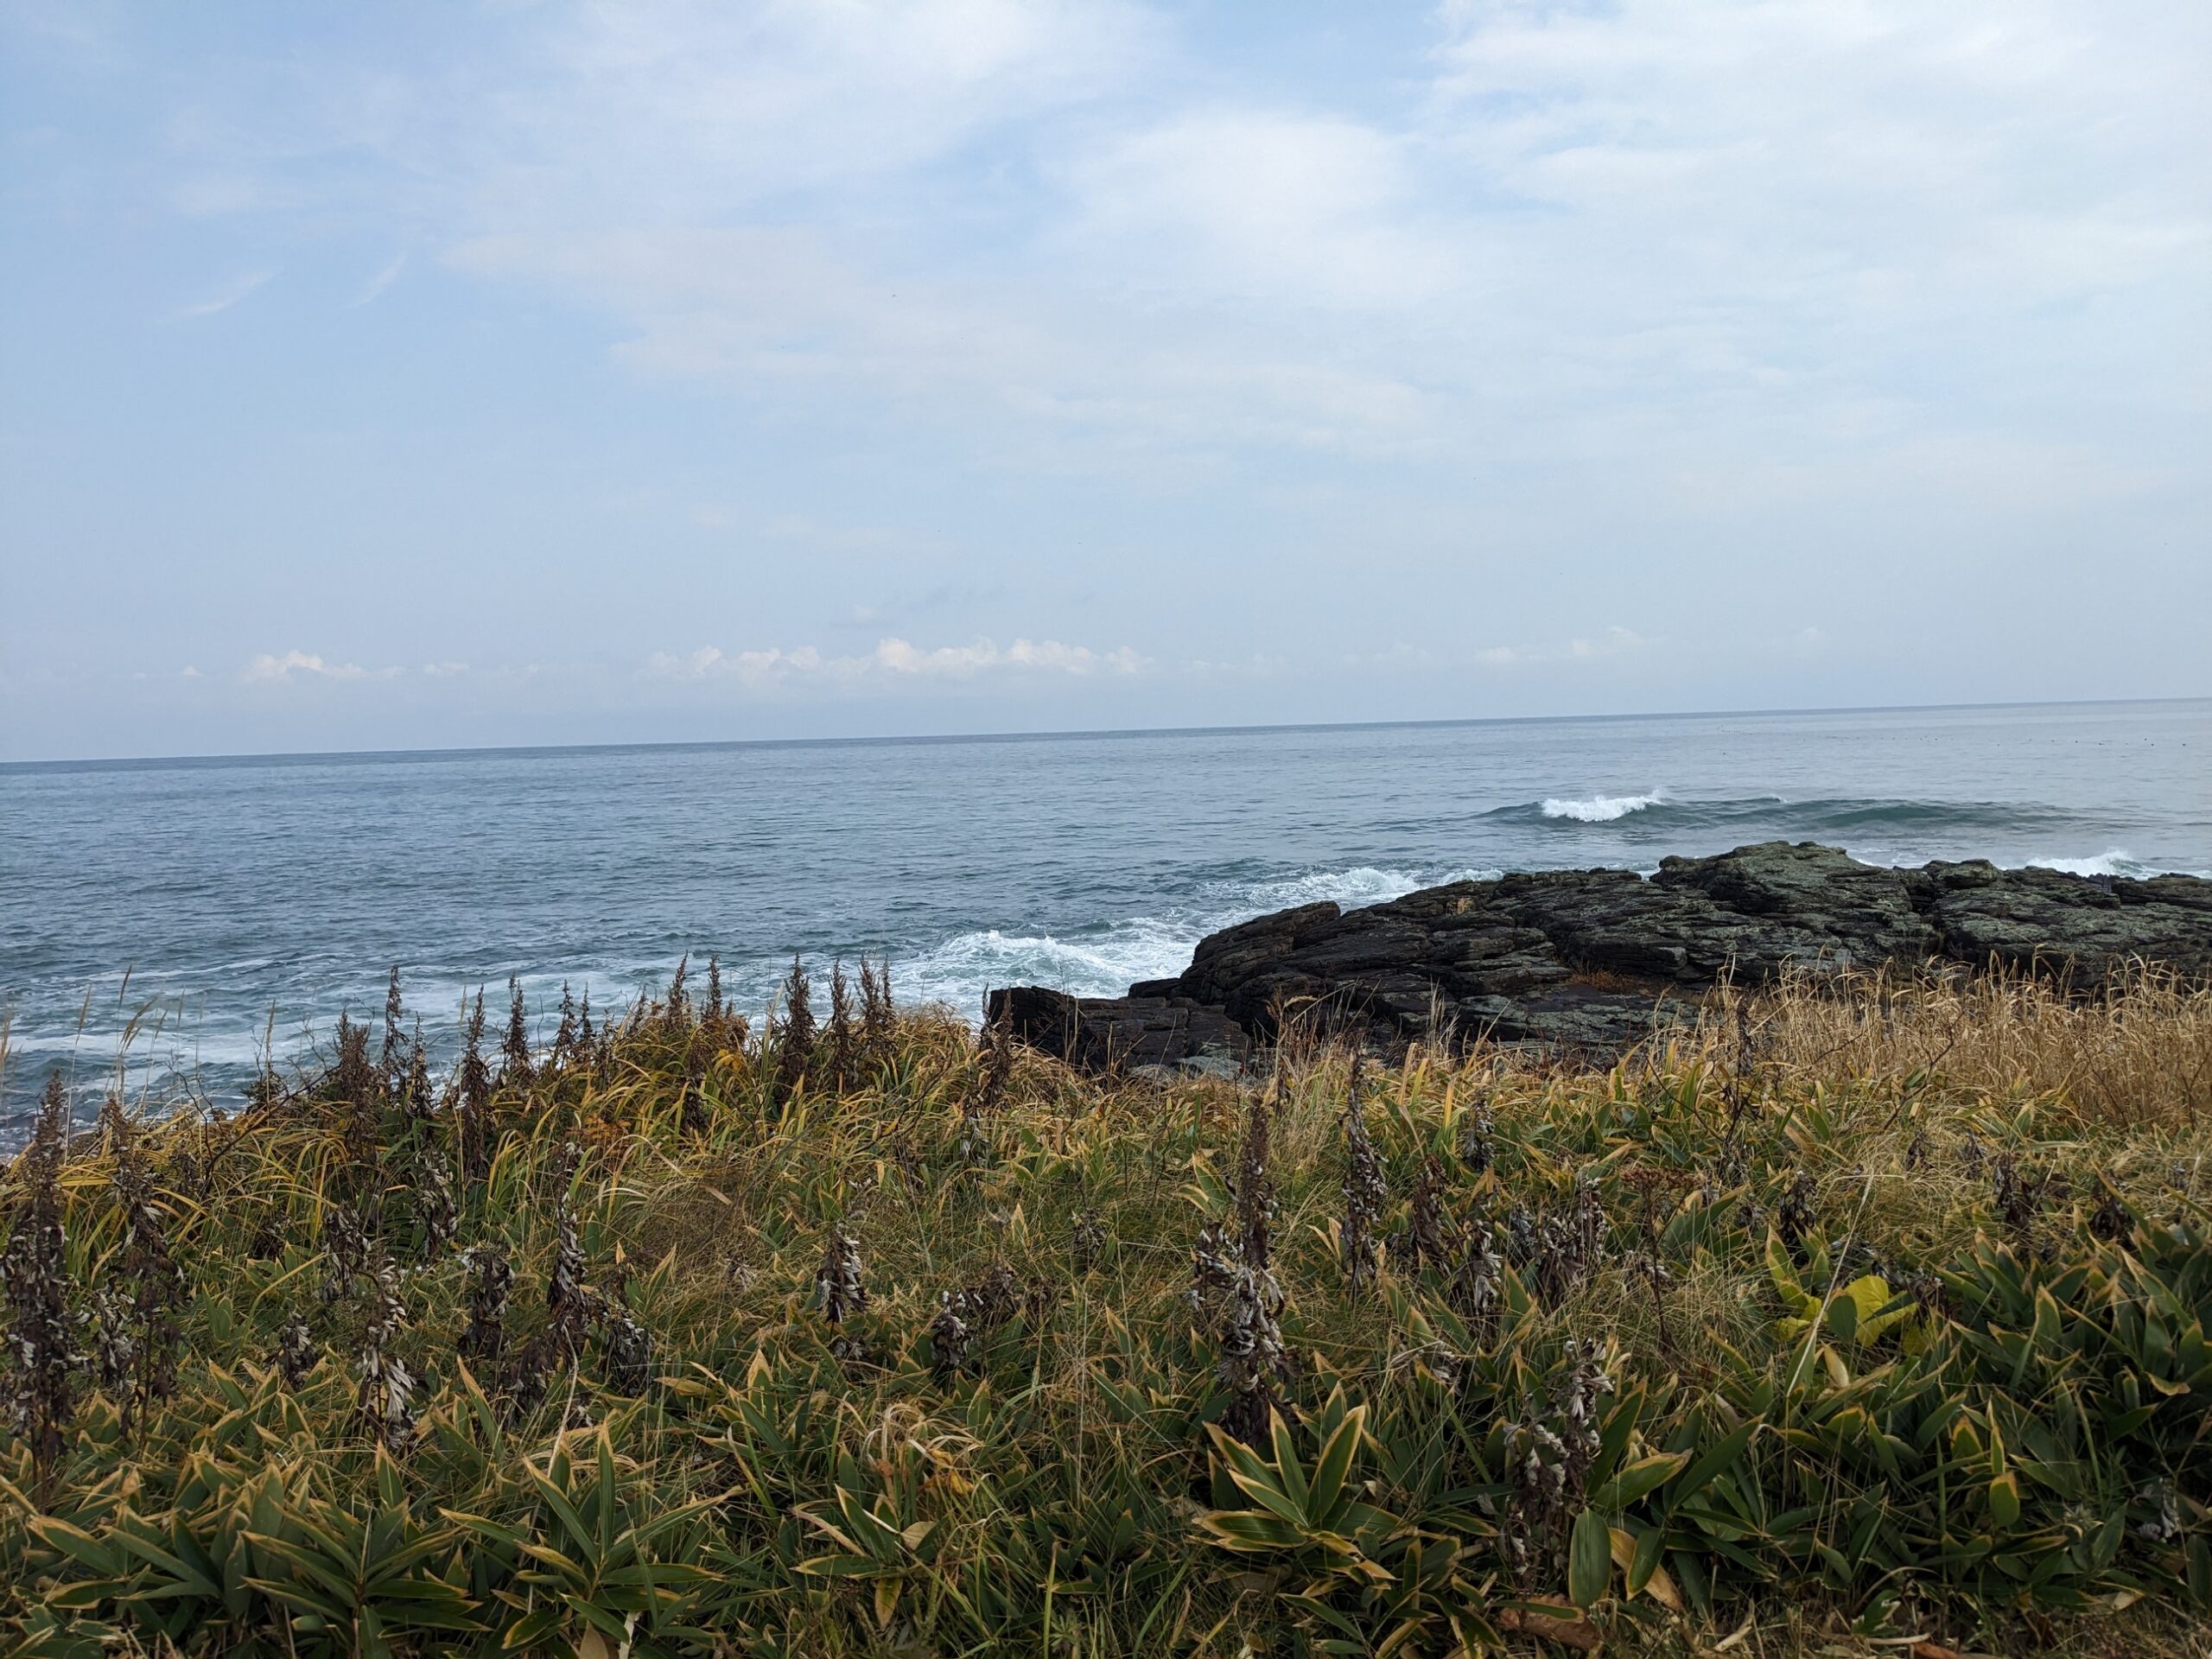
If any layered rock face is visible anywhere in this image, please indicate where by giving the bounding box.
[989,842,2212,1071]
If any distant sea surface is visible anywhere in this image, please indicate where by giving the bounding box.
[5,699,2209,1125]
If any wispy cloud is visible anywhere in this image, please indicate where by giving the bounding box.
[353,251,407,307]
[176,271,273,319]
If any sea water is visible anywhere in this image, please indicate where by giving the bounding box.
[4,699,2208,1125]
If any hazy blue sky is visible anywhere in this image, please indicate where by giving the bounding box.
[3,0,2207,760]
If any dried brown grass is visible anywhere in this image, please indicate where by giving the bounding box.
[1701,961,2212,1128]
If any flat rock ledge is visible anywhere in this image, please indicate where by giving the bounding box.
[987,841,2212,1074]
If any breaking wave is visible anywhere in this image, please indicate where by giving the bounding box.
[2020,849,2207,880]
[895,862,1498,1016]
[1540,791,1664,823]
[1496,794,2084,840]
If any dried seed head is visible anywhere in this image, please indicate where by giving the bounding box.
[86,1287,134,1397]
[665,955,691,1029]
[353,1249,416,1447]
[1214,1259,1293,1448]
[772,957,818,1107]
[547,1153,589,1355]
[2089,1179,2133,1244]
[552,982,579,1067]
[1458,1092,1495,1176]
[1500,1338,1615,1583]
[600,1281,652,1396]
[1991,1153,2045,1240]
[319,1203,371,1307]
[824,963,858,1096]
[1234,1095,1275,1274]
[276,1313,319,1389]
[457,991,493,1185]
[1527,1176,1607,1306]
[1407,1156,1452,1268]
[1339,1096,1386,1297]
[410,1143,458,1260]
[926,1293,973,1378]
[378,968,414,1096]
[1503,1204,1536,1267]
[99,1096,185,1390]
[1449,1220,1504,1341]
[502,976,534,1087]
[6,1076,87,1471]
[1071,1211,1107,1273]
[814,1222,867,1326]
[860,958,898,1071]
[459,1245,514,1372]
[1777,1171,1817,1252]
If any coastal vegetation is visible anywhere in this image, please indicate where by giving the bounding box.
[3,960,2212,1656]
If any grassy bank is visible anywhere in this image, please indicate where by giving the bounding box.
[3,962,2212,1657]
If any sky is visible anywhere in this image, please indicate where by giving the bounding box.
[2,0,2207,762]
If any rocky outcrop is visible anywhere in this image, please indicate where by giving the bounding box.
[992,842,2212,1071]
[983,985,1252,1076]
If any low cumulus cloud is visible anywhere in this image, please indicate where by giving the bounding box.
[648,637,1146,689]
[1472,628,1654,670]
[242,649,370,683]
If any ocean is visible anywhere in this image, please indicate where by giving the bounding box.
[4,698,2208,1128]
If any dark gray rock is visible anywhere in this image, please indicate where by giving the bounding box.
[989,842,2212,1071]
[985,985,1253,1075]
[1916,861,2212,985]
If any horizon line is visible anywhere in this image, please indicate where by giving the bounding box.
[3,691,2205,772]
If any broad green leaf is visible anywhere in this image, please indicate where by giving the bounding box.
[1988,1471,2022,1529]
[1591,1451,1687,1512]
[1567,1508,1611,1610]
[1305,1407,1366,1529]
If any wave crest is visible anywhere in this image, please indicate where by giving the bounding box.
[1541,791,1663,823]
[2027,849,2145,879]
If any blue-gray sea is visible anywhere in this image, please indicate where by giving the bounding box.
[4,699,2209,1128]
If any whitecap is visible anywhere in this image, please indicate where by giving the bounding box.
[893,863,1502,1019]
[1219,864,1496,912]
[895,920,1197,1014]
[1540,791,1664,823]
[2027,849,2140,878]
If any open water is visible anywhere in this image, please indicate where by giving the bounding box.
[3,699,2208,1126]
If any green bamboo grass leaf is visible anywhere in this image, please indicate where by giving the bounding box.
[28,1518,118,1575]
[105,1528,221,1599]
[1590,1451,1688,1512]
[1304,1406,1366,1529]
[1268,1412,1309,1511]
[524,1469,599,1562]
[1192,1511,1307,1551]
[1567,1508,1611,1609]
[1988,1471,2023,1528]
[1669,1421,1758,1513]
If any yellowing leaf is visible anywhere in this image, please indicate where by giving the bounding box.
[1988,1471,2022,1528]
[1608,1526,1683,1609]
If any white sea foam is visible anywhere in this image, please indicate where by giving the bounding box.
[2028,849,2140,878]
[1541,791,1664,823]
[893,864,1500,1018]
[2018,849,2211,880]
[895,920,1197,1014]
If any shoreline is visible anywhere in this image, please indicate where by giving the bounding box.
[991,839,2212,1073]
